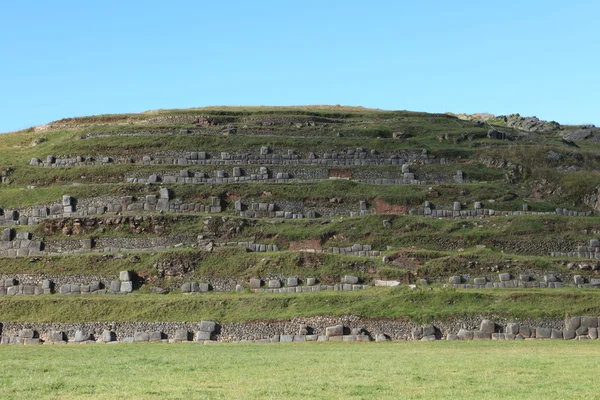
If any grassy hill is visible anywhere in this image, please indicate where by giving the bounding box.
[1,106,600,323]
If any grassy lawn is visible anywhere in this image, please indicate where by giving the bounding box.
[3,288,600,323]
[0,341,598,399]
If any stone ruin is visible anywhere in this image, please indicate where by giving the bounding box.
[3,315,599,345]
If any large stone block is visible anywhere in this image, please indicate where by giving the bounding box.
[199,321,216,333]
[280,335,294,342]
[499,273,511,281]
[149,331,163,342]
[268,280,281,289]
[576,326,588,336]
[19,329,35,339]
[343,275,359,284]
[120,281,133,293]
[286,277,298,287]
[134,332,149,342]
[109,280,121,293]
[411,327,423,340]
[101,330,114,343]
[457,329,474,340]
[581,316,598,328]
[249,278,261,289]
[196,331,212,341]
[422,325,436,337]
[47,331,65,343]
[325,325,344,337]
[565,316,580,331]
[159,188,170,199]
[74,330,90,342]
[473,331,491,340]
[536,327,552,339]
[563,330,576,340]
[480,319,496,334]
[551,329,563,339]
[119,270,131,282]
[174,329,189,341]
[506,323,520,335]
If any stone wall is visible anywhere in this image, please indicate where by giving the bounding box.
[2,315,596,344]
[30,149,448,168]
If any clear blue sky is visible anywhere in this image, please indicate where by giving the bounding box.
[1,0,598,133]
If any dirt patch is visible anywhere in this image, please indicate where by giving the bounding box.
[288,240,322,251]
[390,252,421,270]
[328,169,352,179]
[375,199,409,214]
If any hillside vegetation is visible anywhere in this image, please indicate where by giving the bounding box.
[1,106,600,322]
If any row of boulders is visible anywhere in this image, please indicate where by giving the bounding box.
[0,271,134,296]
[447,317,600,341]
[1,321,218,345]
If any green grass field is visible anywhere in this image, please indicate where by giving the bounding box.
[2,288,600,323]
[0,341,598,399]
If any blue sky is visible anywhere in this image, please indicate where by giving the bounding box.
[0,0,598,133]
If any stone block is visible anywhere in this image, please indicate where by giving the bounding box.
[576,326,589,336]
[473,331,491,340]
[480,319,496,334]
[280,335,294,342]
[449,276,461,284]
[74,330,90,342]
[581,316,598,328]
[196,331,212,341]
[306,278,316,286]
[19,329,35,339]
[375,334,388,342]
[325,325,344,337]
[286,277,298,287]
[101,330,114,342]
[499,273,511,281]
[518,326,531,338]
[473,278,486,285]
[565,316,581,331]
[412,327,423,340]
[119,270,131,282]
[589,327,598,340]
[181,283,191,292]
[149,331,163,342]
[536,327,552,339]
[249,278,261,289]
[134,332,149,342]
[457,329,473,340]
[268,280,281,289]
[22,286,35,295]
[159,188,170,199]
[47,331,65,343]
[62,195,72,206]
[563,330,576,340]
[120,281,133,293]
[343,275,359,284]
[551,329,563,339]
[199,321,217,332]
[109,280,121,293]
[506,323,520,335]
[1,228,14,241]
